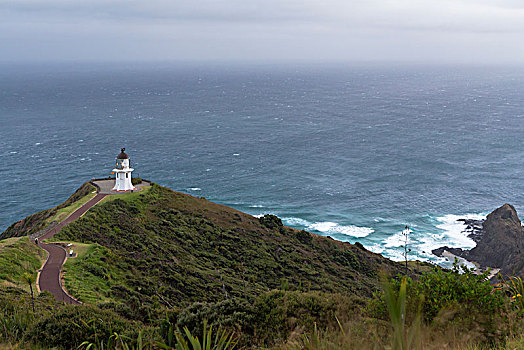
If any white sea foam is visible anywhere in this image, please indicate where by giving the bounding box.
[367,243,385,254]
[383,231,407,248]
[282,217,311,227]
[382,213,486,264]
[374,214,486,264]
[384,249,407,262]
[249,204,265,208]
[281,217,373,238]
[189,187,201,191]
[434,213,485,249]
[308,221,373,238]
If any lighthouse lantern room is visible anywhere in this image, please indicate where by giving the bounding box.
[112,148,135,191]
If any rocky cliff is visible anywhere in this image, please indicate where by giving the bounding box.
[468,204,524,270]
[433,204,524,276]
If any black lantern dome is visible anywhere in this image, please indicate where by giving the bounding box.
[117,148,129,159]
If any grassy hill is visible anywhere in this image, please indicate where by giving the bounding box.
[0,182,407,348]
[2,182,519,349]
[1,182,97,239]
[51,183,402,310]
[0,236,45,291]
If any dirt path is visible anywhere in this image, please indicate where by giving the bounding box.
[37,193,106,304]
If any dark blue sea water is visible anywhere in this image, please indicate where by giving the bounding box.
[1,63,524,264]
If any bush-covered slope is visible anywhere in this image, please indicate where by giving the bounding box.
[2,182,522,349]
[53,183,402,310]
[1,182,96,239]
[0,236,45,290]
[0,286,151,349]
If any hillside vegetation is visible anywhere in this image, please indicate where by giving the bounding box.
[0,236,45,290]
[1,182,96,239]
[52,183,402,309]
[2,182,524,349]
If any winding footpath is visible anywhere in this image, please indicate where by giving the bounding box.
[37,193,106,304]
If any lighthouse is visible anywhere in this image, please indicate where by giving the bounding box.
[112,148,135,191]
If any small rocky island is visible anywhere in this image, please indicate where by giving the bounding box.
[433,204,524,277]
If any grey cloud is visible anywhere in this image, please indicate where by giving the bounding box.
[0,0,319,22]
[2,0,523,32]
[0,0,523,63]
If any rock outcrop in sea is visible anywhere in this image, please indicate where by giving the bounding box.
[433,204,524,276]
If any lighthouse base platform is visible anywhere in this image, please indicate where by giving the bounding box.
[91,179,150,195]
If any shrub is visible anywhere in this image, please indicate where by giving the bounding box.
[368,262,506,343]
[259,214,283,230]
[0,287,57,344]
[252,290,360,346]
[295,230,313,244]
[333,249,360,270]
[25,305,138,349]
[498,275,524,312]
[354,241,365,250]
[171,298,255,344]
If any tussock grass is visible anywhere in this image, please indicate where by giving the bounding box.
[98,185,152,205]
[60,243,122,304]
[0,237,45,291]
[53,183,402,316]
[45,191,97,225]
[1,182,96,239]
[6,182,524,349]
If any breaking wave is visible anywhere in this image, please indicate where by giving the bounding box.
[282,217,374,238]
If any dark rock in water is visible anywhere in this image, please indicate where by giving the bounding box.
[432,246,467,258]
[463,218,484,243]
[466,204,524,272]
[432,217,485,259]
[432,204,524,277]
[433,204,524,277]
[432,247,445,257]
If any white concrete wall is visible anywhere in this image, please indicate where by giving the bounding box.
[112,170,135,191]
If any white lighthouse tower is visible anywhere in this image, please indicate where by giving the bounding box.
[112,148,135,191]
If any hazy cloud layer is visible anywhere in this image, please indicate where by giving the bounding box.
[1,0,523,63]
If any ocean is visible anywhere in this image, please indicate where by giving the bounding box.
[1,62,523,265]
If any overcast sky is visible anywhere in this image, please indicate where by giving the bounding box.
[1,0,523,64]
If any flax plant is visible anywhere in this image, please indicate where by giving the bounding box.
[502,276,524,311]
[158,319,237,350]
[384,276,422,350]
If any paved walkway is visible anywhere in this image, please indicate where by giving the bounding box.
[39,243,79,304]
[37,193,106,304]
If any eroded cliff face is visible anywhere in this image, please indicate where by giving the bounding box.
[467,204,524,271]
[433,204,524,276]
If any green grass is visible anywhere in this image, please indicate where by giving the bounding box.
[404,260,436,274]
[0,286,59,347]
[45,190,97,225]
[54,183,403,318]
[0,237,45,291]
[97,184,152,205]
[59,242,123,305]
[1,182,97,239]
[4,181,524,349]
[0,286,146,349]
